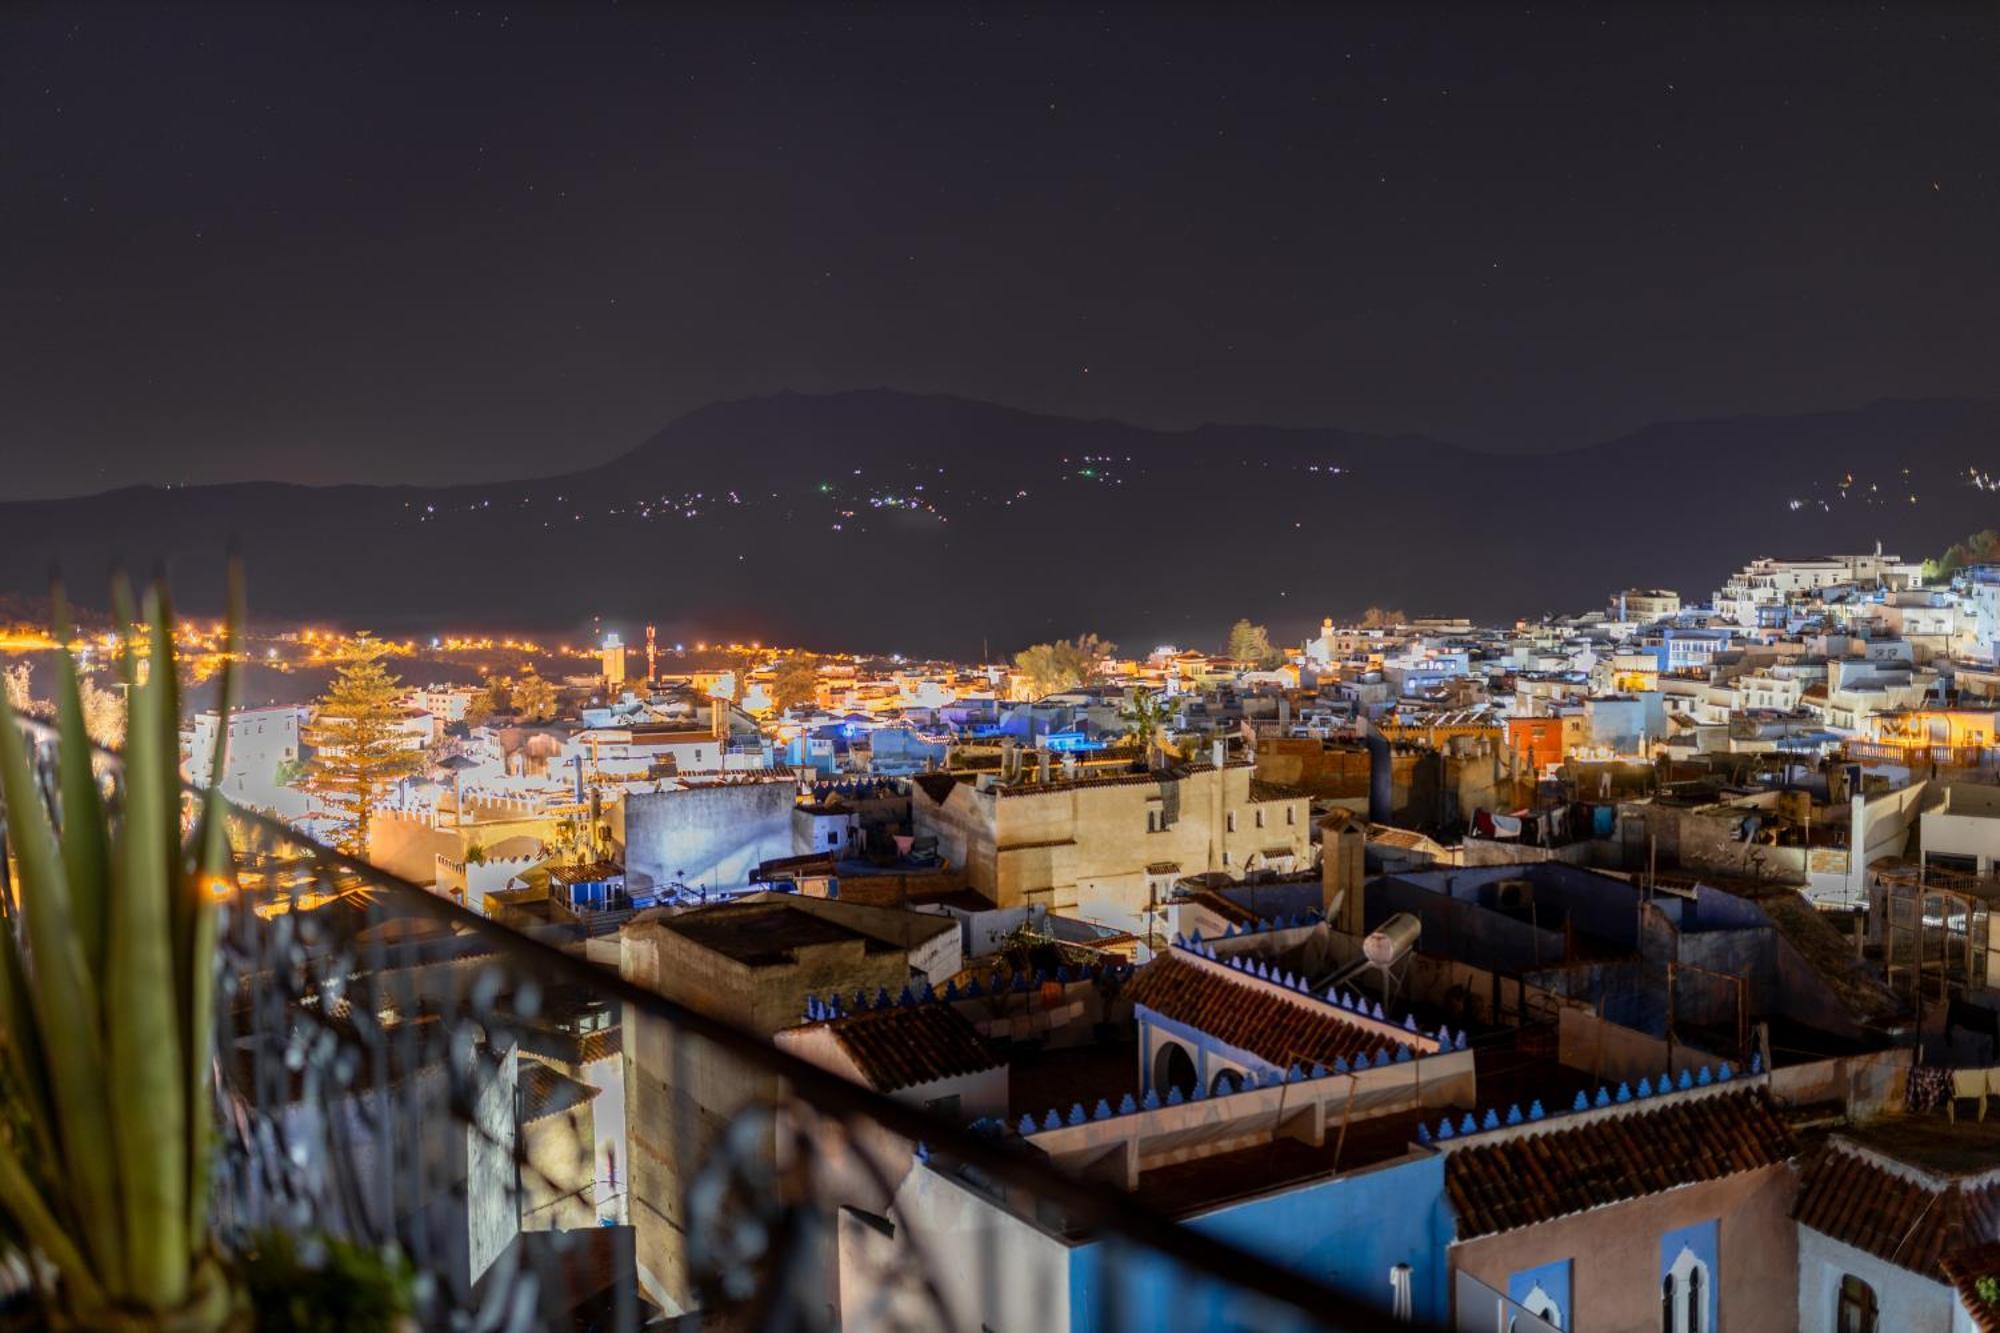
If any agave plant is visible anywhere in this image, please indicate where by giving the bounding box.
[0,565,244,1330]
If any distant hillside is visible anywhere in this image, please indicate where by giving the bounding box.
[1,391,1995,657]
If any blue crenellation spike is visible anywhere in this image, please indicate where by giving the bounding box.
[1696,1065,1713,1086]
[1067,1103,1087,1126]
[1677,1069,1693,1090]
[1092,1098,1113,1121]
[1416,1122,1432,1144]
[1191,1081,1207,1101]
[1615,1082,1631,1104]
[1459,1113,1478,1135]
[1437,1119,1455,1140]
[1118,1093,1137,1115]
[1395,1046,1413,1063]
[1529,1100,1545,1121]
[1506,1104,1523,1126]
[1482,1109,1500,1130]
[1287,1063,1305,1083]
[1572,1091,1590,1112]
[1141,1089,1159,1111]
[1718,1062,1734,1082]
[1636,1077,1652,1098]
[1043,1109,1062,1131]
[1215,1075,1235,1096]
[1594,1087,1611,1108]
[1166,1086,1184,1106]
[1018,1114,1037,1136]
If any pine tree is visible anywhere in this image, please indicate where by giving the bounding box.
[303,642,423,856]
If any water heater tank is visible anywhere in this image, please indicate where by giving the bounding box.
[1362,912,1421,968]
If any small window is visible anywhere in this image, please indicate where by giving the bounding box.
[1226,812,1237,833]
[1836,1275,1877,1333]
[1255,809,1265,829]
[1222,851,1231,866]
[1287,806,1296,826]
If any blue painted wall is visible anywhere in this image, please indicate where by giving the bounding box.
[1508,1257,1573,1328]
[1660,1218,1719,1332]
[1068,1153,1452,1331]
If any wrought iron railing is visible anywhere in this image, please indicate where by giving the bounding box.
[7,716,1432,1328]
[7,721,1415,1331]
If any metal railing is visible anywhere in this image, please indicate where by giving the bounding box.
[5,722,1416,1332]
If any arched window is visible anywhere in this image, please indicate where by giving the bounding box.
[1661,1246,1711,1333]
[1836,1274,1879,1333]
[1152,1041,1196,1097]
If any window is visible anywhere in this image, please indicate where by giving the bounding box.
[1222,851,1231,866]
[1287,806,1296,826]
[1661,1241,1712,1333]
[1255,809,1265,829]
[1836,1275,1878,1333]
[1226,812,1237,833]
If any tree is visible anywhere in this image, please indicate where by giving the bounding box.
[1358,605,1407,629]
[2,660,124,748]
[770,655,820,716]
[1225,619,1283,668]
[462,689,496,728]
[1012,634,1114,696]
[303,642,425,856]
[1930,530,2000,580]
[509,669,558,722]
[1120,688,1171,767]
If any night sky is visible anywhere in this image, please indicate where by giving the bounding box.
[2,2,1995,500]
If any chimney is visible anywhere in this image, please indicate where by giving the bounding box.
[1038,748,1051,784]
[1319,810,1367,932]
[1364,725,1392,825]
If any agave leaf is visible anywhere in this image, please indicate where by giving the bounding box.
[0,693,121,1291]
[0,921,57,1170]
[48,582,109,984]
[105,584,187,1308]
[0,1140,103,1314]
[184,555,242,1244]
[109,571,139,692]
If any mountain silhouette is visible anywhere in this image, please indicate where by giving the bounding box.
[1,390,1994,657]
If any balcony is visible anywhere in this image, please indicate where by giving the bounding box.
[0,720,1395,1332]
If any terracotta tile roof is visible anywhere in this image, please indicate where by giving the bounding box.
[1942,1241,2000,1331]
[1125,952,1406,1070]
[1794,1143,2000,1279]
[515,1022,622,1068]
[520,1060,601,1124]
[1446,1088,1795,1239]
[828,1003,1002,1093]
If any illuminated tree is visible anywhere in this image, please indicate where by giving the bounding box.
[1225,619,1282,668]
[509,669,558,722]
[1930,530,2000,579]
[2,661,124,748]
[303,642,424,856]
[1013,634,1113,695]
[770,655,819,716]
[1120,688,1171,767]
